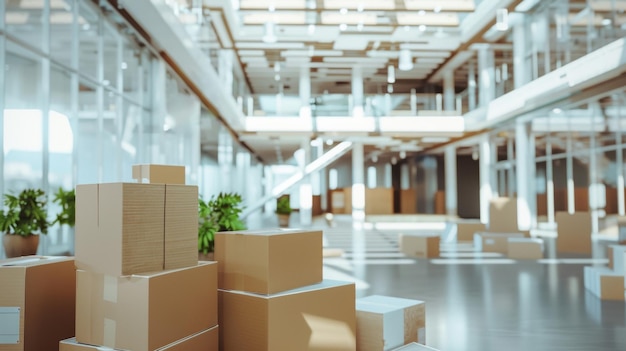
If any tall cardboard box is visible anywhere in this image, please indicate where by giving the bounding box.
[0,256,75,351]
[132,164,186,185]
[356,295,425,351]
[219,280,356,351]
[75,183,166,276]
[392,343,439,351]
[76,262,217,351]
[60,326,218,351]
[398,234,440,258]
[164,184,199,270]
[556,212,592,254]
[507,238,544,259]
[489,198,518,232]
[215,229,322,294]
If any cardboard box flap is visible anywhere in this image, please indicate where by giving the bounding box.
[0,255,71,267]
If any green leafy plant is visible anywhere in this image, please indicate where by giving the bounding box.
[52,187,75,227]
[275,196,292,215]
[0,188,49,237]
[198,192,246,254]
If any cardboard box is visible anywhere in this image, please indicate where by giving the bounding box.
[132,164,186,185]
[365,188,394,215]
[489,197,518,232]
[474,232,524,253]
[164,184,199,270]
[556,212,592,254]
[215,229,322,294]
[398,234,440,258]
[507,238,544,260]
[456,222,486,242]
[391,343,439,351]
[400,189,417,214]
[76,262,217,351]
[584,266,625,301]
[608,245,626,274]
[75,183,165,276]
[356,295,425,351]
[60,326,218,351]
[219,280,356,351]
[0,256,75,351]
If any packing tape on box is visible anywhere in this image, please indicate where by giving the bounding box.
[103,276,118,303]
[103,318,116,347]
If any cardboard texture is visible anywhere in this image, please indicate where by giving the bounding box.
[329,189,347,214]
[456,222,486,242]
[474,232,524,253]
[365,188,394,215]
[555,212,592,254]
[488,197,518,232]
[215,229,323,294]
[355,295,425,351]
[608,245,626,274]
[218,280,356,351]
[76,262,217,351]
[164,184,199,270]
[60,326,218,351]
[584,266,625,301]
[344,187,353,214]
[399,234,440,258]
[391,343,439,351]
[0,256,75,351]
[507,238,544,260]
[75,183,166,276]
[434,191,445,215]
[400,189,417,214]
[132,164,186,185]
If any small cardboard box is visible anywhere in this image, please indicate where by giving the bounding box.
[215,229,322,294]
[60,326,218,351]
[584,266,625,301]
[474,232,524,253]
[489,197,518,232]
[219,280,356,351]
[391,343,439,351]
[0,256,75,351]
[164,184,199,270]
[356,295,425,351]
[456,222,486,242]
[76,262,217,351]
[132,164,186,185]
[398,234,440,258]
[507,238,544,260]
[608,245,626,274]
[556,212,592,254]
[75,183,166,276]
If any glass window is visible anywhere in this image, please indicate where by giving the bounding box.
[102,90,119,182]
[77,79,99,184]
[5,0,45,50]
[50,0,75,68]
[102,25,118,90]
[78,2,99,80]
[122,38,141,104]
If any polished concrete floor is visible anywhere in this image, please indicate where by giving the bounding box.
[308,215,626,351]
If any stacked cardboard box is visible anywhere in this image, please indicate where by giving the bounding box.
[355,295,425,351]
[583,245,626,300]
[216,229,357,351]
[399,234,440,258]
[0,256,75,351]
[66,164,218,351]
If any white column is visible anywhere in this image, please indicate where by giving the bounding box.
[468,62,477,111]
[512,14,530,89]
[300,139,313,226]
[445,146,457,215]
[352,65,364,117]
[218,50,234,98]
[479,135,493,225]
[515,122,532,230]
[566,133,575,214]
[443,70,455,112]
[218,127,234,193]
[478,45,495,107]
[352,143,365,223]
[546,137,555,223]
[299,66,311,118]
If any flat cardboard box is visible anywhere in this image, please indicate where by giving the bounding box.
[60,326,218,351]
[132,164,186,185]
[392,343,439,351]
[507,238,544,260]
[584,266,625,301]
[215,229,322,294]
[75,183,165,276]
[398,234,440,258]
[607,245,626,274]
[219,280,356,351]
[489,197,518,232]
[356,295,425,351]
[0,256,75,351]
[456,222,486,242]
[474,232,524,253]
[164,184,199,270]
[76,262,217,351]
[556,212,592,254]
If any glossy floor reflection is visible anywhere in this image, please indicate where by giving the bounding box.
[318,215,626,351]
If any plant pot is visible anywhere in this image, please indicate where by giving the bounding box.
[198,251,215,261]
[277,213,290,227]
[2,234,40,258]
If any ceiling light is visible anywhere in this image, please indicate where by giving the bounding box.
[339,23,348,31]
[357,23,364,31]
[391,157,397,165]
[552,108,563,114]
[340,8,348,15]
[418,10,426,16]
[400,151,406,159]
[387,84,393,93]
[269,4,275,12]
[496,9,509,31]
[418,24,427,32]
[274,74,280,81]
[308,24,316,34]
[326,139,334,145]
[357,3,364,12]
[602,18,612,26]
[387,65,395,83]
[398,49,413,71]
[274,62,281,72]
[263,22,278,43]
[372,155,378,163]
[434,6,442,13]
[307,0,316,9]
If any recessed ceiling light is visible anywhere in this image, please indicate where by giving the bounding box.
[434,6,442,13]
[308,24,316,34]
[357,3,364,12]
[418,10,425,16]
[357,22,364,31]
[418,24,427,32]
[269,4,275,12]
[339,23,348,31]
[602,18,612,26]
[340,8,348,15]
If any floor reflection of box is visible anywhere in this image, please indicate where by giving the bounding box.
[399,234,440,258]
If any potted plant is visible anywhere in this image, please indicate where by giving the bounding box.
[52,187,75,228]
[276,195,292,227]
[0,188,48,258]
[198,192,246,260]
